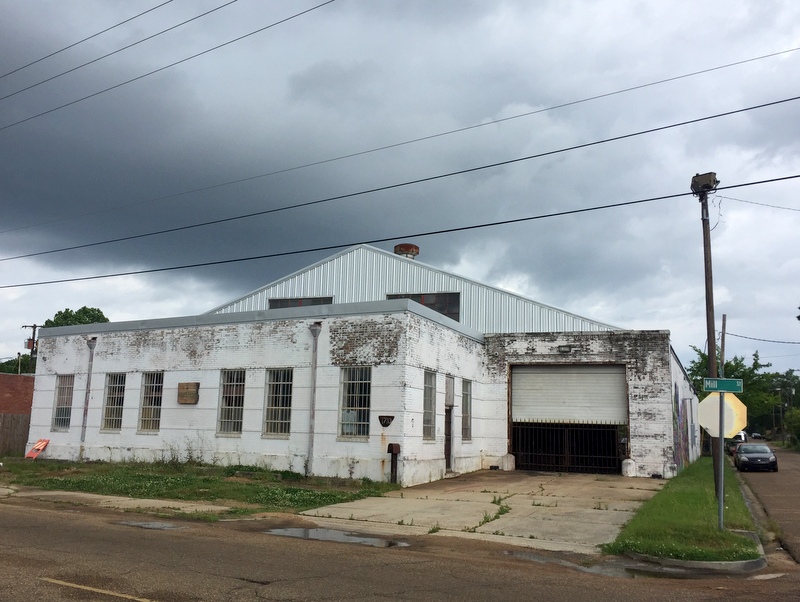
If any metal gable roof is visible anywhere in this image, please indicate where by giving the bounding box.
[205,244,618,334]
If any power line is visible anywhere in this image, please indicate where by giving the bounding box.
[0,0,337,133]
[0,1,175,80]
[0,1,239,103]
[0,192,685,288]
[3,45,799,236]
[2,174,798,289]
[2,95,799,263]
[728,333,800,345]
[717,196,800,212]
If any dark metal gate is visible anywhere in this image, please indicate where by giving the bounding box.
[511,422,625,474]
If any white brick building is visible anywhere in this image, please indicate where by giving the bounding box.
[29,244,700,486]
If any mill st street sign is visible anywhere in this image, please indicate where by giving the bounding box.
[702,377,743,393]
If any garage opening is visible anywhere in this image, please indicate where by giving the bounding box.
[512,422,625,473]
[510,365,629,474]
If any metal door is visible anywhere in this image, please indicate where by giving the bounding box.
[444,407,452,471]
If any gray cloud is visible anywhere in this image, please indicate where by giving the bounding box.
[1,0,799,372]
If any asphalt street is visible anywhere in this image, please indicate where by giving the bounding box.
[1,499,799,601]
[1,449,799,600]
[738,445,800,562]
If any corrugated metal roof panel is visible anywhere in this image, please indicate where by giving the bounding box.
[207,245,617,333]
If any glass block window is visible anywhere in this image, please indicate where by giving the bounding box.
[139,372,164,432]
[219,369,246,434]
[102,373,126,430]
[269,297,333,309]
[423,370,436,440]
[52,374,75,430]
[264,368,293,435]
[387,292,460,322]
[340,366,371,438]
[462,379,472,441]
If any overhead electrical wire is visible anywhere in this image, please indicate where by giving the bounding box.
[728,333,800,345]
[0,1,240,103]
[0,0,175,80]
[1,173,797,290]
[0,0,337,133]
[2,94,799,263]
[2,44,799,236]
[717,196,800,212]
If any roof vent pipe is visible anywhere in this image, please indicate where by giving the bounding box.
[393,243,419,259]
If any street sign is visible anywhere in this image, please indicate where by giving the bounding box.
[703,377,743,393]
[697,392,747,438]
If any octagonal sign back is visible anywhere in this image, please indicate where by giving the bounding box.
[698,392,747,438]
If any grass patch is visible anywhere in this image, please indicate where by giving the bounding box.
[0,459,398,514]
[603,457,759,561]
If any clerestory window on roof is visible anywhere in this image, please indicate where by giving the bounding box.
[269,297,333,309]
[387,292,460,322]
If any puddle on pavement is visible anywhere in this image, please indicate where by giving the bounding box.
[266,528,409,548]
[118,521,185,530]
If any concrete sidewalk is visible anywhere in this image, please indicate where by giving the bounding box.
[302,470,664,555]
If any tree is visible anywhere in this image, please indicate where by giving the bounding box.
[0,354,32,374]
[43,306,109,328]
[785,408,800,447]
[2,307,109,374]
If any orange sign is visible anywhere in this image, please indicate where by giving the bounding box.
[25,439,50,459]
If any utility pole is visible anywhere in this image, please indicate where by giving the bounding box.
[691,172,721,496]
[718,313,727,530]
[22,324,39,373]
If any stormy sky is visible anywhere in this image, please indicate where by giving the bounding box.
[1,0,799,373]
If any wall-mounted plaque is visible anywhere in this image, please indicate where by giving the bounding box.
[177,382,200,405]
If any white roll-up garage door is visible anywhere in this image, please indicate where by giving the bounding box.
[511,365,628,425]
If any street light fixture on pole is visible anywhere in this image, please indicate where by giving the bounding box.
[691,172,720,377]
[691,172,723,511]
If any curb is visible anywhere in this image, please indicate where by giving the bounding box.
[625,531,767,574]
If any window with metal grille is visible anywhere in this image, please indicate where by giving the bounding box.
[139,372,164,432]
[52,374,75,430]
[423,370,436,440]
[340,366,371,438]
[102,373,126,430]
[219,369,246,434]
[269,297,333,309]
[387,292,460,322]
[264,368,293,435]
[461,379,472,441]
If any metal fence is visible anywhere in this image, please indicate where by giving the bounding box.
[511,422,624,474]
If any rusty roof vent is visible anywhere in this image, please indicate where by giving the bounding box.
[393,243,419,259]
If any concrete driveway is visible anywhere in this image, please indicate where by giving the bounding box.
[302,470,664,555]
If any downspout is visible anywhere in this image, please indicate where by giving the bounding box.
[80,337,98,459]
[306,322,322,477]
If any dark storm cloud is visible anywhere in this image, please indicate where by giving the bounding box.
[1,0,799,370]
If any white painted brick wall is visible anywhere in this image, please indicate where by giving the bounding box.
[483,330,699,478]
[30,315,695,485]
[31,311,499,486]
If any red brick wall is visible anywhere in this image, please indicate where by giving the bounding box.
[0,373,34,414]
